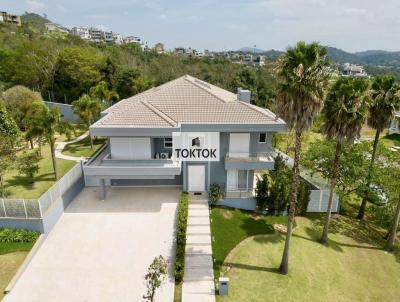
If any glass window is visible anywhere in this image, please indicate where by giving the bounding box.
[238,170,248,190]
[164,137,172,148]
[259,133,267,143]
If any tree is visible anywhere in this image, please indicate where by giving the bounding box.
[275,41,331,274]
[72,94,102,149]
[143,255,168,302]
[320,77,370,244]
[17,150,40,183]
[255,173,269,212]
[296,181,311,216]
[116,69,153,99]
[28,101,62,179]
[357,75,400,220]
[0,104,20,197]
[1,85,43,131]
[89,81,119,107]
[269,155,292,215]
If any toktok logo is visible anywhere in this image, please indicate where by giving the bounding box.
[191,137,201,147]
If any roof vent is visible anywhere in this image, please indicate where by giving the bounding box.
[237,88,251,103]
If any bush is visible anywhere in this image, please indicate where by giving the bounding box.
[0,228,40,243]
[296,180,311,216]
[255,173,269,212]
[209,183,224,205]
[174,192,189,283]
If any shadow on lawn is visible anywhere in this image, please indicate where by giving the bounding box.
[302,214,385,253]
[5,172,55,190]
[223,262,282,274]
[238,216,276,238]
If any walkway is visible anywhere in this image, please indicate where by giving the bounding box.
[182,198,215,302]
[55,132,88,162]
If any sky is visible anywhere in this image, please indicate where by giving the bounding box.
[2,0,400,52]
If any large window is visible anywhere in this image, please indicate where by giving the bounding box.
[227,169,249,191]
[164,137,173,148]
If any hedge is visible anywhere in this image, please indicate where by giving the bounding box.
[0,228,40,243]
[174,192,189,283]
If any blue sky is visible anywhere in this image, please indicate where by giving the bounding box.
[3,0,400,52]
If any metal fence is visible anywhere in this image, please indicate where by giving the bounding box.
[0,163,82,219]
[308,190,339,213]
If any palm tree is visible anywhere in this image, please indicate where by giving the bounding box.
[28,101,62,179]
[72,94,102,149]
[89,81,119,107]
[320,77,370,244]
[357,75,400,220]
[276,41,331,274]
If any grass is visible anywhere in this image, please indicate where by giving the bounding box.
[4,144,76,198]
[62,136,105,158]
[210,207,287,279]
[215,214,400,302]
[381,133,400,148]
[0,242,35,300]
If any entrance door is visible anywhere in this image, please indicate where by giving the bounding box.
[229,133,250,157]
[188,165,206,192]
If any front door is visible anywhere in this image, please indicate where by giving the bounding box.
[188,165,206,192]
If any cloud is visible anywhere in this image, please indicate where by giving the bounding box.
[343,8,368,16]
[160,14,167,20]
[26,0,45,14]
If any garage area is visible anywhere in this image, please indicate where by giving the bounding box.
[4,187,181,302]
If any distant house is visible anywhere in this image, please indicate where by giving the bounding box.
[113,33,123,45]
[154,42,165,54]
[89,27,103,42]
[389,112,400,135]
[45,22,69,33]
[174,47,185,54]
[102,31,114,43]
[71,27,91,40]
[342,63,369,78]
[0,11,21,26]
[123,36,141,44]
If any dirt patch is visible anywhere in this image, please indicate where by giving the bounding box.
[222,210,234,220]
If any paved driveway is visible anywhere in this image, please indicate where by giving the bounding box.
[4,187,181,302]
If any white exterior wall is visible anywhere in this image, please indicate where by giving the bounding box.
[110,137,151,160]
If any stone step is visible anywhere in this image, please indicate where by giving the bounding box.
[184,267,214,281]
[187,225,211,235]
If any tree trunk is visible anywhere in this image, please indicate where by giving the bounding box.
[38,140,42,158]
[50,139,58,180]
[88,120,94,150]
[279,129,302,275]
[357,130,380,220]
[30,139,34,149]
[320,142,342,244]
[386,192,400,251]
[0,175,4,198]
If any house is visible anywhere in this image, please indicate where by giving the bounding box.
[154,42,165,54]
[389,111,400,134]
[0,11,21,26]
[113,33,123,45]
[84,75,286,208]
[89,27,103,42]
[71,26,91,40]
[123,36,141,44]
[45,22,70,33]
[342,63,369,78]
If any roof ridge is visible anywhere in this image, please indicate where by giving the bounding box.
[240,101,280,121]
[141,100,177,127]
[183,75,231,104]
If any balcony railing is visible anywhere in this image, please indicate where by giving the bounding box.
[225,190,255,198]
[225,152,274,162]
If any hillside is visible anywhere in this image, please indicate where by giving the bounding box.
[20,13,50,30]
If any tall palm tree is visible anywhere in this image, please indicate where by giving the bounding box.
[357,75,400,220]
[320,77,370,244]
[276,41,331,274]
[72,94,102,149]
[28,101,62,179]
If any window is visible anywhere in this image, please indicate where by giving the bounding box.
[258,133,267,143]
[164,137,173,148]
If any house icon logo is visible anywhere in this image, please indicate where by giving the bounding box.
[191,137,200,147]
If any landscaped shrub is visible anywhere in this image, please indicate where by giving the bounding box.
[208,183,224,205]
[296,180,311,216]
[255,173,269,212]
[0,228,40,243]
[174,192,189,283]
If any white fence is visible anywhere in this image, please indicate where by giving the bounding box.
[308,190,339,213]
[0,163,83,219]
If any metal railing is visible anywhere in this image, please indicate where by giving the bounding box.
[0,162,83,219]
[225,152,274,162]
[225,190,254,198]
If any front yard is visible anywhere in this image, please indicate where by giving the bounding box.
[211,208,400,302]
[62,137,105,158]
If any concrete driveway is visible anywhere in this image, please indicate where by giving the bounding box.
[4,187,181,302]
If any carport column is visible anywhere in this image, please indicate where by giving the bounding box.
[101,179,107,200]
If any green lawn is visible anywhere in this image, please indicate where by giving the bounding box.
[210,207,287,279]
[62,137,105,158]
[4,144,76,198]
[0,242,34,300]
[215,214,400,302]
[381,133,400,148]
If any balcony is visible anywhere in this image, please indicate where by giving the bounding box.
[225,152,275,170]
[83,145,181,178]
[225,189,255,198]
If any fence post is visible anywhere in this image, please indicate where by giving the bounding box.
[22,199,28,218]
[1,199,6,217]
[319,190,323,212]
